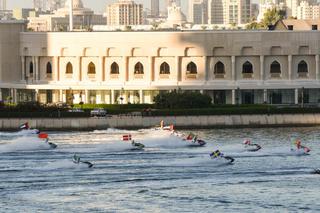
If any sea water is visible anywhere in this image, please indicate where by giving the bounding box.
[0,127,319,212]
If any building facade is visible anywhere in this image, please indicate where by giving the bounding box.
[189,0,208,24]
[0,21,320,105]
[106,0,143,26]
[296,1,320,20]
[151,0,159,17]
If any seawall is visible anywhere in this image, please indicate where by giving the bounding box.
[1,114,320,130]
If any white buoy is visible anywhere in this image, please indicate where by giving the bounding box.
[69,0,73,31]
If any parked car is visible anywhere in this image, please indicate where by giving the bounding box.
[68,108,84,113]
[90,108,107,117]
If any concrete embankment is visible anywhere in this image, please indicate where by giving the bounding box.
[1,114,320,130]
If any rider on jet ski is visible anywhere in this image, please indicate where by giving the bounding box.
[210,150,235,163]
[243,139,262,152]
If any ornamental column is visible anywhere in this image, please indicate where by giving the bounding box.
[232,89,236,105]
[77,56,82,81]
[294,88,299,104]
[231,56,236,81]
[139,90,144,104]
[288,55,292,81]
[263,89,267,104]
[175,56,180,83]
[315,55,319,81]
[54,56,59,81]
[111,90,115,104]
[35,56,39,81]
[99,56,104,81]
[59,90,63,102]
[204,56,208,81]
[149,56,154,82]
[123,56,129,81]
[21,56,26,82]
[260,55,264,81]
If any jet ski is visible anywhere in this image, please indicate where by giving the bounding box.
[39,133,57,149]
[45,139,57,149]
[184,133,206,147]
[291,140,311,155]
[131,140,145,150]
[312,169,320,174]
[243,140,261,152]
[123,135,145,151]
[210,150,235,164]
[72,154,94,168]
[19,122,40,135]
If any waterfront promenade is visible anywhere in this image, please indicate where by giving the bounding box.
[1,113,320,130]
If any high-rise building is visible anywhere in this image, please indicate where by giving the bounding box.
[33,0,65,11]
[225,0,251,25]
[296,1,320,19]
[106,0,143,26]
[208,0,225,24]
[286,0,300,17]
[189,0,208,24]
[151,0,159,17]
[0,0,6,10]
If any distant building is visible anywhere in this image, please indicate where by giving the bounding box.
[189,0,208,24]
[274,19,320,30]
[27,0,105,31]
[257,2,286,22]
[208,0,251,25]
[225,0,251,25]
[13,8,39,20]
[151,0,159,17]
[286,0,300,17]
[162,3,187,28]
[296,1,320,20]
[106,0,143,26]
[0,0,6,10]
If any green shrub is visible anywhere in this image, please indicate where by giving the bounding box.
[153,90,212,109]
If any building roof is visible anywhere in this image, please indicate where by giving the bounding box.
[274,19,320,30]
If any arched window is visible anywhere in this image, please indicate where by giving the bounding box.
[270,61,281,73]
[29,62,33,74]
[160,62,170,74]
[88,62,96,74]
[66,62,73,74]
[186,62,197,74]
[46,62,52,74]
[111,62,119,74]
[298,60,308,73]
[134,62,144,74]
[214,61,225,74]
[242,61,253,74]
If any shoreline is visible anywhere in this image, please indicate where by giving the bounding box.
[1,113,320,131]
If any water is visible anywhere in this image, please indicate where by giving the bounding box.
[0,127,320,212]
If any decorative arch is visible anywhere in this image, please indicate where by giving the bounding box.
[270,61,281,73]
[111,62,119,74]
[186,62,197,74]
[298,60,308,73]
[46,62,52,74]
[29,62,34,74]
[66,62,73,74]
[242,61,253,74]
[214,61,225,74]
[160,62,170,74]
[88,62,96,74]
[134,62,144,74]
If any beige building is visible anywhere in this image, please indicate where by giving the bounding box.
[0,21,320,105]
[27,0,105,31]
[106,0,143,26]
[296,1,320,20]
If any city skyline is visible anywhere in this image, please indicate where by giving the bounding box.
[6,0,189,13]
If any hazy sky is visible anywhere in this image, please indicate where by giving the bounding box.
[7,0,188,13]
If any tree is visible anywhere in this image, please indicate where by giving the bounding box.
[260,8,285,28]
